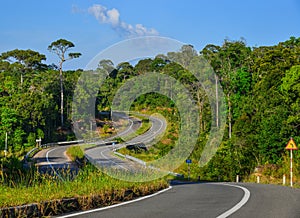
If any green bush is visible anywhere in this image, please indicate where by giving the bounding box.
[66,146,84,161]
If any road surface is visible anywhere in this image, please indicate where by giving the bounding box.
[34,145,78,177]
[33,114,143,175]
[32,113,300,218]
[85,115,167,170]
[58,182,300,218]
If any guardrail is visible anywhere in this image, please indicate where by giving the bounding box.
[113,151,146,167]
[24,147,40,160]
[113,150,183,177]
[125,154,146,166]
[40,139,85,148]
[84,141,118,151]
[57,140,84,145]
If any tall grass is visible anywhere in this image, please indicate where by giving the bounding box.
[66,145,84,161]
[120,117,151,142]
[118,114,178,162]
[0,162,168,209]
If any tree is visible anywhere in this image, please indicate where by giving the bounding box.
[48,39,81,127]
[201,44,222,128]
[249,39,300,163]
[168,44,197,68]
[281,65,300,135]
[201,40,251,138]
[116,62,135,81]
[0,49,46,84]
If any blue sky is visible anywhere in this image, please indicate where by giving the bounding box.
[0,0,299,69]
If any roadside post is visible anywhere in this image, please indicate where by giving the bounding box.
[4,132,8,157]
[186,159,192,180]
[36,138,42,148]
[285,138,298,187]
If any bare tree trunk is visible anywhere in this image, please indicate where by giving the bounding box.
[215,74,219,128]
[196,88,203,131]
[228,93,232,139]
[59,63,64,127]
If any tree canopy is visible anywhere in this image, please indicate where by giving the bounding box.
[1,36,300,181]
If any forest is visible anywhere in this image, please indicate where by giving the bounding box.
[1,36,300,181]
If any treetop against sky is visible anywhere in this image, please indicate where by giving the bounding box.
[0,0,299,69]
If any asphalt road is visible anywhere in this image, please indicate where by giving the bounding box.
[59,182,300,218]
[85,115,167,170]
[32,113,300,218]
[34,145,77,177]
[231,183,300,218]
[33,115,143,175]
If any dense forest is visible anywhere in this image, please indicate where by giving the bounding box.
[1,37,300,181]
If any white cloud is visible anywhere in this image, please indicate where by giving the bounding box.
[88,4,108,23]
[107,8,120,26]
[87,4,159,37]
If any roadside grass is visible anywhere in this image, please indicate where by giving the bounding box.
[121,117,151,142]
[79,114,148,151]
[97,114,143,140]
[0,145,169,216]
[66,145,85,161]
[0,163,168,211]
[79,143,96,150]
[243,166,300,188]
[118,115,178,163]
[244,174,300,188]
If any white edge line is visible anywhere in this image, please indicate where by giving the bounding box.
[100,148,128,170]
[57,185,173,218]
[46,147,64,181]
[216,183,251,218]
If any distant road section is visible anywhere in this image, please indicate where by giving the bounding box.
[85,115,167,171]
[32,114,162,175]
[32,114,141,174]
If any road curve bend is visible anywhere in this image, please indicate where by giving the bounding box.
[59,182,300,218]
[85,115,167,171]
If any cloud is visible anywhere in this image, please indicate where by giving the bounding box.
[87,4,159,37]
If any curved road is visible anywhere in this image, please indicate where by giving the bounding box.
[33,113,300,218]
[33,114,144,175]
[59,182,300,218]
[34,145,77,176]
[85,115,167,170]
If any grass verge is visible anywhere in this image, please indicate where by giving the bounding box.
[66,145,85,161]
[118,115,178,163]
[121,116,151,142]
[0,163,168,217]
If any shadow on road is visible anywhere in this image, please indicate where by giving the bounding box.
[170,180,216,186]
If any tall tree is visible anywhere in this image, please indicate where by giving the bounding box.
[0,49,46,84]
[201,44,222,128]
[48,39,81,127]
[202,40,251,138]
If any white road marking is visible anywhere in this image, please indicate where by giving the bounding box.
[216,183,251,218]
[129,116,166,144]
[46,147,64,180]
[99,148,128,170]
[57,186,173,218]
[117,118,134,137]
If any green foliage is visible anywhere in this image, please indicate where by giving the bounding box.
[1,36,300,183]
[0,162,168,210]
[0,49,46,70]
[26,132,36,148]
[66,146,85,161]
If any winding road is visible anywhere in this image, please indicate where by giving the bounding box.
[85,115,167,170]
[33,113,164,175]
[33,114,300,218]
